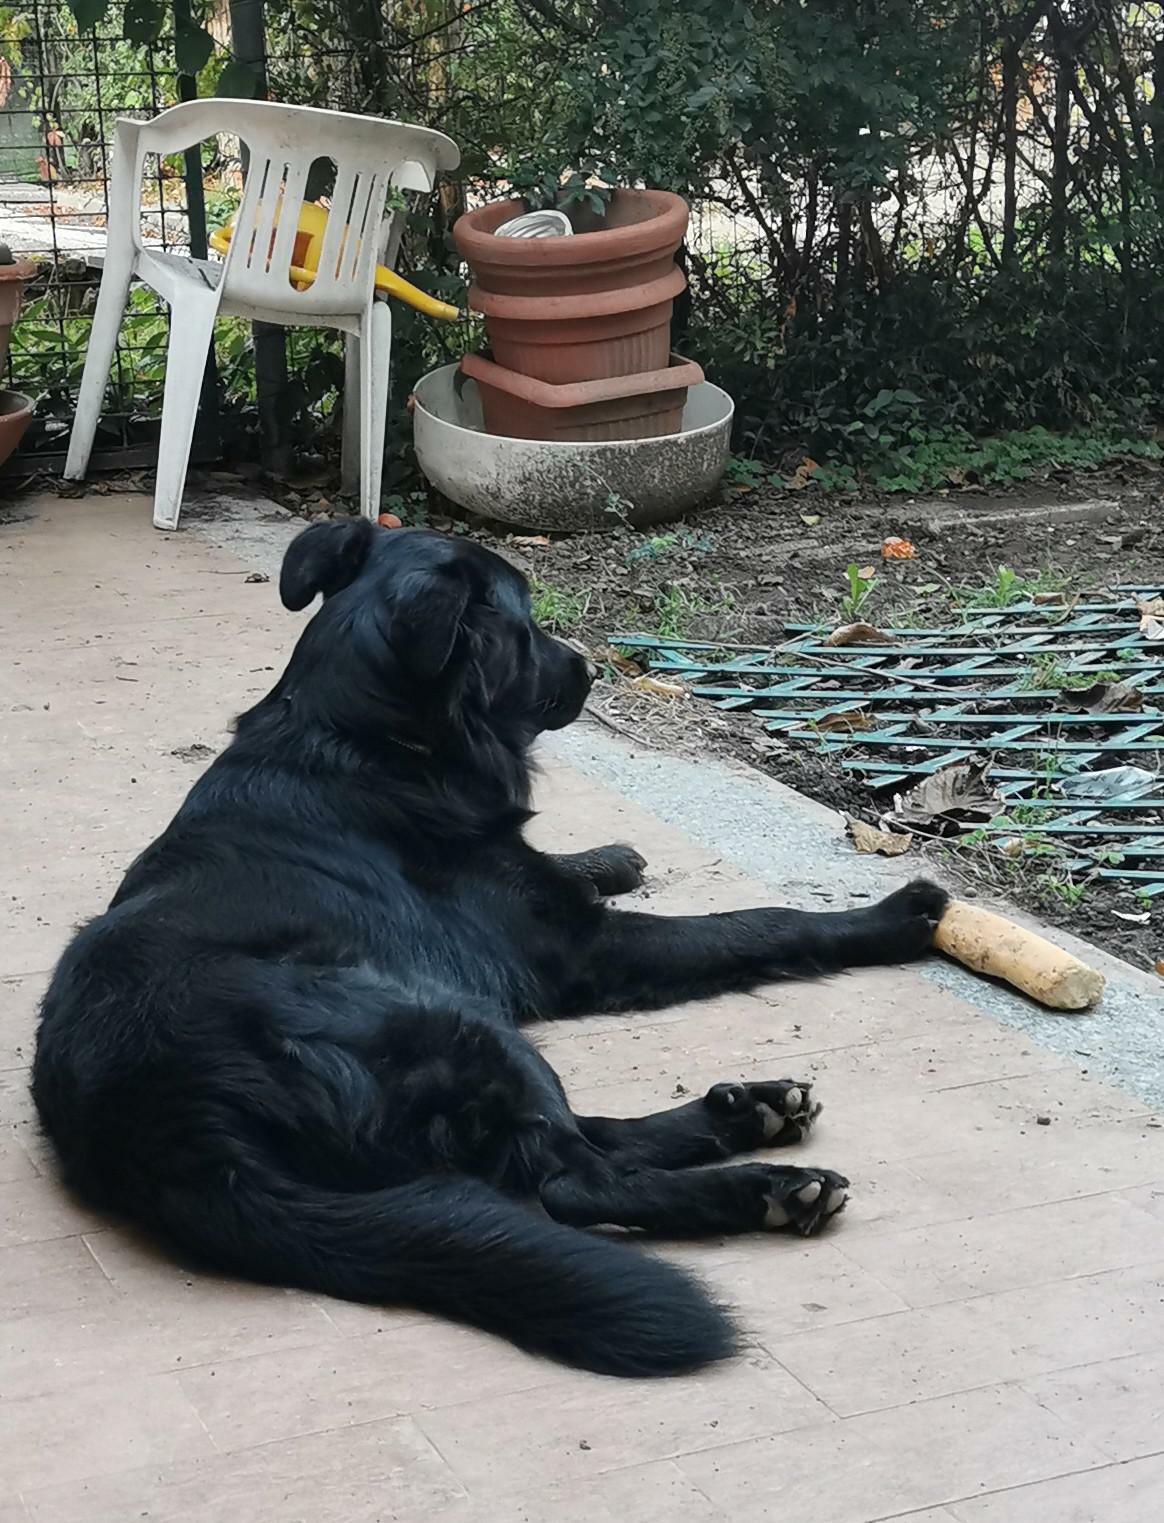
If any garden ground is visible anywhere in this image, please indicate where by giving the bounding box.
[1,487,1162,1522]
[471,463,1164,976]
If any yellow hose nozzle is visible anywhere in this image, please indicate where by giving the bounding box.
[207,200,460,322]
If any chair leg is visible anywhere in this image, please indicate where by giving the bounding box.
[341,333,361,498]
[152,294,219,531]
[63,249,134,481]
[358,300,392,523]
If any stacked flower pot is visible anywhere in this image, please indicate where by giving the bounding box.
[453,190,703,443]
[0,247,36,468]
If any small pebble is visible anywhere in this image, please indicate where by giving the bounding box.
[1036,1114,1052,1126]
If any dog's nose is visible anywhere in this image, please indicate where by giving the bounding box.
[556,635,597,681]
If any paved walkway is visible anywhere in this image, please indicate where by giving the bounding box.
[2,495,1162,1523]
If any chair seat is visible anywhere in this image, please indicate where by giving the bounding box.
[136,248,222,302]
[140,249,370,334]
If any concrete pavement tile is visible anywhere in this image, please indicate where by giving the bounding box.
[1022,1349,1164,1462]
[769,1260,1164,1415]
[414,1347,832,1495]
[0,1372,214,1495]
[178,1320,563,1452]
[20,1413,467,1523]
[947,1454,1164,1522]
[677,1385,1107,1523]
[455,1460,726,1523]
[833,1193,1164,1307]
[0,1234,118,1320]
[692,1237,910,1339]
[0,1174,102,1249]
[0,1133,38,1183]
[0,976,42,1071]
[0,1281,337,1401]
[1120,1181,1164,1222]
[902,1117,1164,1215]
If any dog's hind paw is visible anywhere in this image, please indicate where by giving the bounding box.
[759,1166,850,1236]
[704,1079,821,1150]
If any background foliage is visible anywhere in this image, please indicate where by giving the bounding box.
[36,0,1164,481]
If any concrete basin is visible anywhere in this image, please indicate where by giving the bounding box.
[412,363,733,531]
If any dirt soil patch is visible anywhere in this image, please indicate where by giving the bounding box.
[490,466,1164,977]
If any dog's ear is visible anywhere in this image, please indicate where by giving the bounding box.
[391,559,472,679]
[279,518,376,611]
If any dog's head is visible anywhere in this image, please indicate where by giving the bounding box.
[277,518,594,748]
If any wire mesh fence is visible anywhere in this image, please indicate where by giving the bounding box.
[0,2,207,465]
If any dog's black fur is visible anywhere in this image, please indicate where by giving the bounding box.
[33,520,948,1377]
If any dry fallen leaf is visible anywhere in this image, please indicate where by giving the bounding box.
[857,564,876,581]
[892,758,1002,834]
[785,457,819,490]
[1155,959,1164,979]
[846,816,914,856]
[814,709,874,734]
[1074,680,1144,715]
[800,513,821,527]
[511,534,551,547]
[630,674,688,700]
[592,644,641,677]
[881,536,916,560]
[825,622,892,647]
[1136,597,1164,641]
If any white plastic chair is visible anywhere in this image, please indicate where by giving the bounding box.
[64,99,459,530]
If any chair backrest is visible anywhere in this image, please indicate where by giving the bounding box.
[117,99,459,317]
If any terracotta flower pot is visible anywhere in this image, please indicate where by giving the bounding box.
[459,352,704,443]
[454,191,689,384]
[0,390,34,469]
[0,258,36,378]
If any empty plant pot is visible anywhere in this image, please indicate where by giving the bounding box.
[459,352,704,443]
[454,191,688,384]
[0,390,34,468]
[0,257,37,377]
[473,277,684,385]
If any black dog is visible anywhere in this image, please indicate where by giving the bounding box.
[33,520,947,1377]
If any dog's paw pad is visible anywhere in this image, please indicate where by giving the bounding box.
[706,1079,821,1148]
[761,1167,849,1235]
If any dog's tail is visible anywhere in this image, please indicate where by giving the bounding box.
[154,1164,737,1377]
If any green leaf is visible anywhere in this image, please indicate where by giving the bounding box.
[123,0,165,45]
[174,19,215,76]
[67,0,110,29]
[215,60,262,99]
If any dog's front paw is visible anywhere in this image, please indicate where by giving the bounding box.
[589,844,648,896]
[869,878,949,960]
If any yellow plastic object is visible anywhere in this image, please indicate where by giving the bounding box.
[208,200,459,321]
